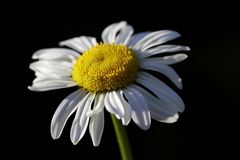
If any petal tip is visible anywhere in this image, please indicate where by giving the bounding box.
[177,78,183,89]
[93,141,100,147]
[32,55,38,59]
[162,113,179,123]
[50,124,60,140]
[28,86,43,92]
[180,54,188,60]
[141,125,150,130]
[70,134,79,145]
[119,21,127,25]
[28,86,34,91]
[166,30,181,38]
[71,141,78,145]
[51,134,58,140]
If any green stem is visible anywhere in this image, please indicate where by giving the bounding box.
[111,114,133,160]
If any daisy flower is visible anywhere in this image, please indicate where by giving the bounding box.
[29,21,190,147]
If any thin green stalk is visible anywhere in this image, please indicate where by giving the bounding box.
[111,114,133,160]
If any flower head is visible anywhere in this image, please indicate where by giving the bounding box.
[29,21,190,146]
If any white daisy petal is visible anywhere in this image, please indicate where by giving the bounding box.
[141,54,188,65]
[70,93,95,145]
[32,74,72,83]
[88,94,105,146]
[111,91,125,115]
[132,84,180,123]
[101,23,116,43]
[115,25,134,45]
[89,109,104,147]
[32,76,73,88]
[139,45,190,59]
[132,30,180,51]
[118,90,131,125]
[59,36,97,53]
[28,80,76,92]
[34,71,42,77]
[51,89,86,139]
[32,48,80,62]
[104,92,121,119]
[79,36,97,49]
[87,93,105,117]
[123,86,151,130]
[29,60,73,76]
[136,71,185,112]
[104,91,126,120]
[140,60,183,89]
[101,21,127,43]
[110,90,131,125]
[127,32,150,47]
[159,113,179,123]
[132,84,179,114]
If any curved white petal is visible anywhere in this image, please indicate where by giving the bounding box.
[132,30,180,51]
[28,79,76,91]
[32,75,72,83]
[139,45,190,59]
[87,93,105,117]
[34,71,43,77]
[51,89,86,139]
[89,109,104,147]
[104,91,125,120]
[115,25,134,45]
[141,54,188,65]
[101,21,127,43]
[70,93,95,145]
[32,48,80,62]
[132,84,181,123]
[132,84,179,114]
[110,90,131,125]
[29,60,73,76]
[104,92,119,119]
[158,113,179,123]
[88,94,105,146]
[140,60,183,89]
[59,36,97,53]
[127,32,150,48]
[123,86,151,130]
[136,72,185,112]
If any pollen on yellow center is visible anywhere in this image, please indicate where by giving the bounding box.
[72,43,139,93]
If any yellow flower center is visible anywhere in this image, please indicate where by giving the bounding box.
[72,43,139,92]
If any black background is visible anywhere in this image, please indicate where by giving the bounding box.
[1,7,239,159]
